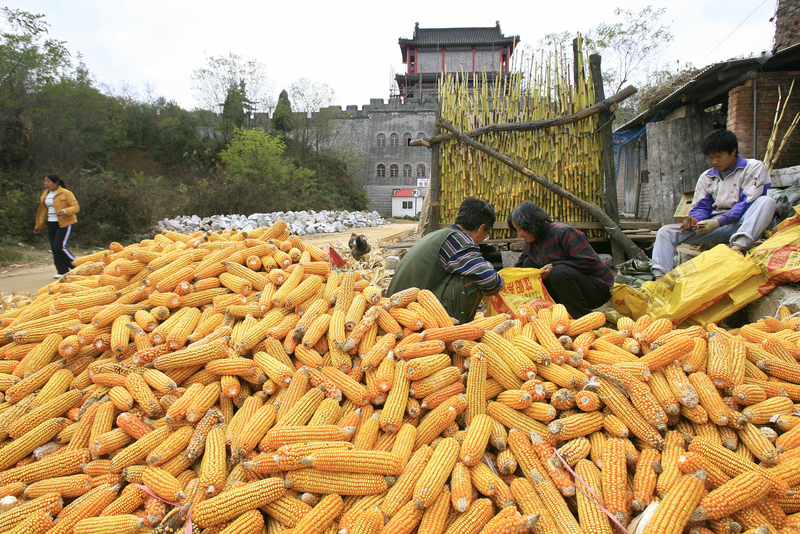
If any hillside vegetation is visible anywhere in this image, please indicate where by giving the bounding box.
[0,8,367,262]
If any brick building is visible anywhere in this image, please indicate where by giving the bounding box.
[314,23,519,215]
[614,0,800,225]
[727,72,800,166]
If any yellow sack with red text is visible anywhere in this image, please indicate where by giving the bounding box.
[483,268,555,318]
[749,205,800,284]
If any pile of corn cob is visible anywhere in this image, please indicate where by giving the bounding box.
[1,220,800,533]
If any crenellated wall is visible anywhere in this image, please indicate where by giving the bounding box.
[312,98,437,214]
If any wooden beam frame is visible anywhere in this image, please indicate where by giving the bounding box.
[410,85,637,147]
[435,117,651,262]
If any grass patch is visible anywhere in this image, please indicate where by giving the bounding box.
[0,239,54,268]
[0,244,26,265]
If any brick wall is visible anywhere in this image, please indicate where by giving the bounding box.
[773,0,800,53]
[728,71,800,169]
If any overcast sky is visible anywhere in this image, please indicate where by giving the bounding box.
[8,0,778,111]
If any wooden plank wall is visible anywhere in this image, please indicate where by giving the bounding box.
[618,137,647,217]
[646,115,714,225]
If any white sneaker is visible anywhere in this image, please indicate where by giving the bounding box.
[53,274,63,279]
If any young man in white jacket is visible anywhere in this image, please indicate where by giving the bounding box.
[651,129,776,280]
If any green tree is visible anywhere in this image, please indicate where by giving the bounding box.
[155,98,202,165]
[219,81,249,145]
[0,7,71,171]
[191,53,273,144]
[30,76,123,171]
[216,128,314,213]
[272,89,293,133]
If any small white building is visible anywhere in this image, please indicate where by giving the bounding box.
[391,187,426,218]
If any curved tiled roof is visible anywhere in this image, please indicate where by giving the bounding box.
[399,26,519,47]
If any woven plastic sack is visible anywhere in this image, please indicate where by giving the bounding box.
[750,204,800,284]
[483,267,555,318]
[609,283,649,319]
[612,244,773,326]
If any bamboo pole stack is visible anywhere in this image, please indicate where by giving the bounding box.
[438,37,604,239]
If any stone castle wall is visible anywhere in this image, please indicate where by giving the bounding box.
[314,98,437,214]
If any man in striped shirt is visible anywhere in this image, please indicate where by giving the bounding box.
[387,197,504,323]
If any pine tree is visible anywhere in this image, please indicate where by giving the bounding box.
[272,89,293,133]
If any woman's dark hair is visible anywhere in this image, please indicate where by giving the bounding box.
[454,197,496,231]
[509,200,551,241]
[700,129,738,155]
[44,174,64,187]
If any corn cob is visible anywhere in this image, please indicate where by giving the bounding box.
[192,477,284,528]
[0,493,63,531]
[413,436,460,508]
[596,379,664,450]
[7,388,82,438]
[0,417,70,471]
[151,340,227,370]
[691,471,772,521]
[51,483,120,534]
[285,468,389,496]
[525,465,583,534]
[284,493,343,534]
[549,410,604,441]
[109,425,171,473]
[482,330,537,380]
[198,426,226,496]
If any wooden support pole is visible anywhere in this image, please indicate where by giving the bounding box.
[435,117,651,262]
[410,85,637,147]
[424,120,442,236]
[589,53,624,266]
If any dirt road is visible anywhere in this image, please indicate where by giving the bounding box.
[0,222,418,297]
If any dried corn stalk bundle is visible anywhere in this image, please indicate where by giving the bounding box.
[1,221,800,533]
[438,36,605,239]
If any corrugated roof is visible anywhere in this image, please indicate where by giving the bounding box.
[615,43,800,132]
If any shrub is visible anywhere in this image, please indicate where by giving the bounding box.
[68,170,180,246]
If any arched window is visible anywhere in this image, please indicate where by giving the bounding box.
[417,132,426,138]
[416,164,426,179]
[390,133,399,147]
[377,134,385,147]
[403,133,412,146]
[389,164,398,178]
[377,164,386,178]
[403,164,412,178]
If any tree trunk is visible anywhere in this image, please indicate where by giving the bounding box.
[589,53,624,266]
[424,120,442,236]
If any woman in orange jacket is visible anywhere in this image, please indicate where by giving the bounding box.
[34,174,79,278]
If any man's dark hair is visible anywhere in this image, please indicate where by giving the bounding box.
[509,200,552,242]
[454,197,496,231]
[701,129,738,155]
